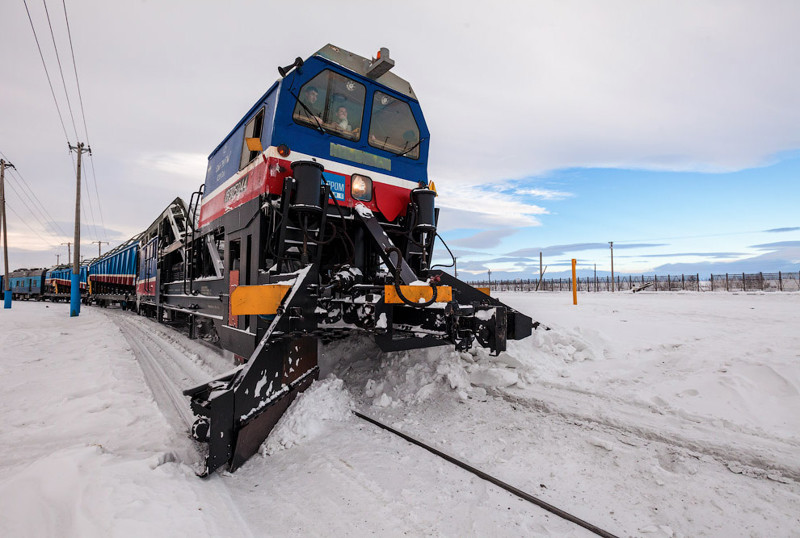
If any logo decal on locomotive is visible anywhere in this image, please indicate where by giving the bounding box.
[324,171,346,201]
[224,174,249,205]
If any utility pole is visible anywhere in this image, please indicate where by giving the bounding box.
[1,159,15,309]
[56,253,60,265]
[539,251,543,282]
[454,257,458,279]
[69,142,91,316]
[609,241,615,292]
[60,242,72,263]
[487,268,492,289]
[91,240,108,258]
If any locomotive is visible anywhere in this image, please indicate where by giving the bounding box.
[10,45,536,476]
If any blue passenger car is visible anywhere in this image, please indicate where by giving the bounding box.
[7,268,46,300]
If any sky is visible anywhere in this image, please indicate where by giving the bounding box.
[1,0,799,280]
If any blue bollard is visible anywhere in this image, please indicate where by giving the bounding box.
[3,289,11,309]
[70,273,80,317]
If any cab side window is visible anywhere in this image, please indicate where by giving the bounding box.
[240,108,265,170]
[293,70,366,141]
[368,92,421,159]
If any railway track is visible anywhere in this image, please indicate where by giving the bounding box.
[106,308,621,535]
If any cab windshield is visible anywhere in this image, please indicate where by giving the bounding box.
[293,70,365,141]
[368,91,420,159]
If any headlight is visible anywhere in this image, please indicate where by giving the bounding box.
[350,174,373,201]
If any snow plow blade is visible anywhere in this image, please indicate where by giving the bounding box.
[183,266,320,476]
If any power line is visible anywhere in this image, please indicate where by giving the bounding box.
[42,0,79,142]
[24,0,107,243]
[0,150,69,237]
[61,0,89,142]
[44,0,100,241]
[4,174,63,241]
[86,155,108,240]
[22,0,71,144]
[62,149,97,241]
[61,0,108,240]
[5,202,58,247]
[4,177,65,244]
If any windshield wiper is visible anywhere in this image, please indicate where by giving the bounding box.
[397,137,426,158]
[288,89,329,134]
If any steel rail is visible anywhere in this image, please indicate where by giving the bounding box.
[354,411,620,538]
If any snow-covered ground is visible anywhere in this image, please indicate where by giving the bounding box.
[1,292,798,537]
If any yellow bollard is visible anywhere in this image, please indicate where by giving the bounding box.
[572,258,577,305]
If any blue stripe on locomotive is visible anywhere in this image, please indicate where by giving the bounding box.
[204,53,429,196]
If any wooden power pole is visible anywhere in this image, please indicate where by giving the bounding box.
[92,240,108,258]
[1,159,15,309]
[68,142,91,316]
[609,241,615,292]
[60,242,72,263]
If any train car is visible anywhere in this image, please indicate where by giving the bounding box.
[89,235,140,308]
[134,198,191,316]
[45,264,89,302]
[7,268,47,300]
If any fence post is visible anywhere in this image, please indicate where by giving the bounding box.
[760,272,764,291]
[742,273,746,291]
[667,275,670,291]
[711,274,714,291]
[726,273,729,292]
[779,271,783,292]
[696,273,700,292]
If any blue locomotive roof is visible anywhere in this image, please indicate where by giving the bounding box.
[204,45,429,197]
[207,44,418,161]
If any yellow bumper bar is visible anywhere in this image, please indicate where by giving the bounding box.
[230,284,292,315]
[384,285,452,304]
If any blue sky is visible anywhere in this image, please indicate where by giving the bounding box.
[1,1,799,280]
[437,150,800,279]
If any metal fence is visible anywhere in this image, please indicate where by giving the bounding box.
[468,271,800,293]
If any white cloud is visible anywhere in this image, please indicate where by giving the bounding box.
[138,152,208,179]
[516,188,574,200]
[435,182,548,230]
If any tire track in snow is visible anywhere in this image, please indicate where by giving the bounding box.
[497,383,800,483]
